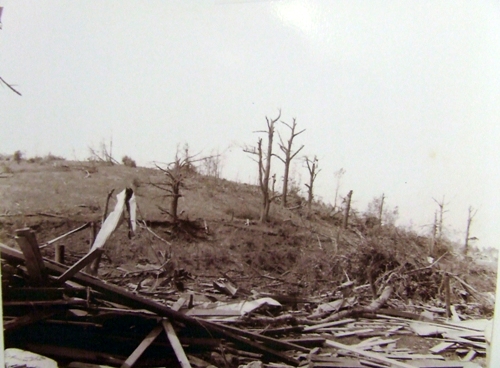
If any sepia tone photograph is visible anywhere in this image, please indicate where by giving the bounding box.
[1,1,499,367]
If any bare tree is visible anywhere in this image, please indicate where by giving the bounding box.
[151,147,200,223]
[304,155,320,211]
[366,194,399,227]
[333,168,346,211]
[432,195,449,240]
[430,210,438,257]
[88,138,119,165]
[464,206,478,255]
[244,110,281,222]
[275,118,305,207]
[378,193,385,226]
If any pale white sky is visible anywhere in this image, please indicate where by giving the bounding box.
[1,1,499,249]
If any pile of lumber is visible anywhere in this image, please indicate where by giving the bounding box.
[1,227,490,368]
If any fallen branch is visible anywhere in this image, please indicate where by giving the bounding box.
[39,222,91,249]
[404,252,448,275]
[139,220,172,246]
[310,285,393,325]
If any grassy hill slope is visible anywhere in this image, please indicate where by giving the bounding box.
[0,157,496,315]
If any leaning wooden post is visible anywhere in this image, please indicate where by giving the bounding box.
[55,244,65,264]
[14,228,48,286]
[342,190,353,229]
[87,221,101,275]
[90,221,97,245]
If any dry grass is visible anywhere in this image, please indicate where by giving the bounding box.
[0,157,496,311]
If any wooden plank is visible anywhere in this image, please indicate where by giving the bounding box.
[3,298,87,307]
[162,319,192,368]
[39,222,91,249]
[334,328,374,338]
[325,339,416,368]
[185,308,241,317]
[303,318,357,332]
[355,338,399,350]
[442,335,486,350]
[15,228,48,285]
[171,297,186,312]
[311,360,365,367]
[121,324,163,368]
[429,342,455,353]
[462,350,476,362]
[203,320,309,353]
[3,310,58,332]
[385,353,445,360]
[282,337,325,348]
[401,361,470,367]
[204,322,301,366]
[54,249,103,284]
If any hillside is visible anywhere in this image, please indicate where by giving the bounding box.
[1,156,496,309]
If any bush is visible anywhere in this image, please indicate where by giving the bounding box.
[1,164,13,174]
[13,150,23,164]
[27,156,43,164]
[44,153,65,162]
[122,155,137,168]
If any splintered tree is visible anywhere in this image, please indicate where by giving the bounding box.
[304,155,320,211]
[432,195,449,241]
[343,190,353,229]
[366,194,399,227]
[275,118,305,207]
[244,110,281,222]
[88,138,119,165]
[464,206,478,255]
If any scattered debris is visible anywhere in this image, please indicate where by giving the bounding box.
[1,233,491,368]
[0,191,493,367]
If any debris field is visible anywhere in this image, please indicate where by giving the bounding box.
[1,189,494,368]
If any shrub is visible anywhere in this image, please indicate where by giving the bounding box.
[13,150,23,164]
[27,156,43,164]
[122,155,137,168]
[44,153,65,162]
[1,164,13,174]
[132,177,141,189]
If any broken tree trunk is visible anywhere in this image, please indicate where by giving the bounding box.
[310,285,393,324]
[343,190,353,229]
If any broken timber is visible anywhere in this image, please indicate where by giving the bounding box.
[325,339,416,368]
[0,243,303,366]
[14,228,48,285]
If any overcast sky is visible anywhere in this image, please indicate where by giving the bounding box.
[1,1,499,249]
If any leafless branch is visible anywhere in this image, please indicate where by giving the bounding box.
[0,76,22,96]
